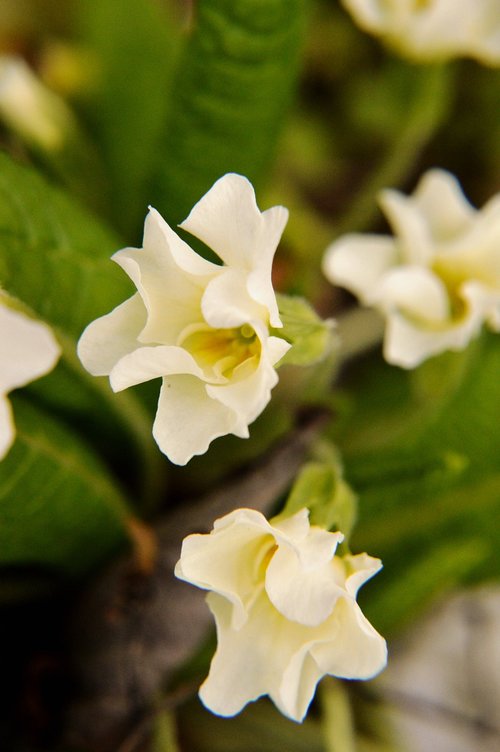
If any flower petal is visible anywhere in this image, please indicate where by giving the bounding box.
[180,174,287,327]
[411,169,476,242]
[322,234,398,303]
[175,508,274,629]
[113,209,217,345]
[205,341,284,431]
[372,266,450,323]
[379,189,435,266]
[109,344,208,392]
[201,269,267,329]
[310,596,387,680]
[265,529,345,627]
[77,294,146,376]
[152,375,245,465]
[0,304,60,393]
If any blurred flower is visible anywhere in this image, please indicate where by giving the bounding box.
[0,301,61,459]
[0,55,76,151]
[340,0,500,65]
[78,174,290,465]
[175,507,387,722]
[323,169,500,368]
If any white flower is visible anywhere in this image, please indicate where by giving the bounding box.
[323,169,500,368]
[0,300,61,459]
[340,0,500,65]
[77,174,291,465]
[175,507,387,722]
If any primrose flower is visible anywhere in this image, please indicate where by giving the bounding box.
[0,301,60,459]
[323,169,500,368]
[340,0,500,65]
[77,174,291,465]
[175,508,387,722]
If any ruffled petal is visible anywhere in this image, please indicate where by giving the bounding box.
[373,266,450,323]
[175,508,274,629]
[180,174,288,279]
[152,375,244,465]
[109,344,207,392]
[342,552,384,598]
[205,341,282,431]
[411,169,476,242]
[265,530,345,627]
[322,234,398,303]
[77,294,146,377]
[310,596,387,680]
[0,305,60,393]
[379,189,435,266]
[201,269,267,329]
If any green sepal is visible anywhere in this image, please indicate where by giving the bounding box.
[273,293,337,367]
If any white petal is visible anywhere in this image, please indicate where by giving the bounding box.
[322,234,398,303]
[77,294,146,376]
[113,209,217,345]
[265,530,345,627]
[373,266,450,323]
[109,344,206,392]
[379,189,435,266]
[205,345,279,431]
[411,169,476,242]
[201,269,267,329]
[152,375,244,465]
[0,304,60,393]
[180,174,288,280]
[342,553,384,598]
[310,596,387,680]
[175,508,274,629]
[0,395,15,460]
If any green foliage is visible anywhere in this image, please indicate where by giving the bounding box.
[337,332,500,633]
[0,396,129,577]
[281,456,357,540]
[151,0,309,225]
[275,293,336,367]
[75,0,182,234]
[0,150,130,338]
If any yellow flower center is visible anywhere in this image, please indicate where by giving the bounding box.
[179,322,261,380]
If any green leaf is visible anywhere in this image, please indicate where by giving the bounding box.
[336,331,500,632]
[151,0,309,225]
[0,395,129,578]
[0,152,163,501]
[281,455,357,539]
[75,0,181,234]
[0,150,130,339]
[274,293,337,367]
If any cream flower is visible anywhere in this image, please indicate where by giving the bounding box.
[323,169,500,368]
[340,0,500,65]
[0,301,61,459]
[175,508,387,722]
[77,174,291,465]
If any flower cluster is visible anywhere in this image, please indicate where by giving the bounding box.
[78,174,291,465]
[0,300,60,459]
[323,169,500,368]
[175,507,387,722]
[341,0,500,65]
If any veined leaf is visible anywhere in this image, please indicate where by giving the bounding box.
[151,0,309,225]
[0,395,129,577]
[0,150,131,338]
[75,0,182,234]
